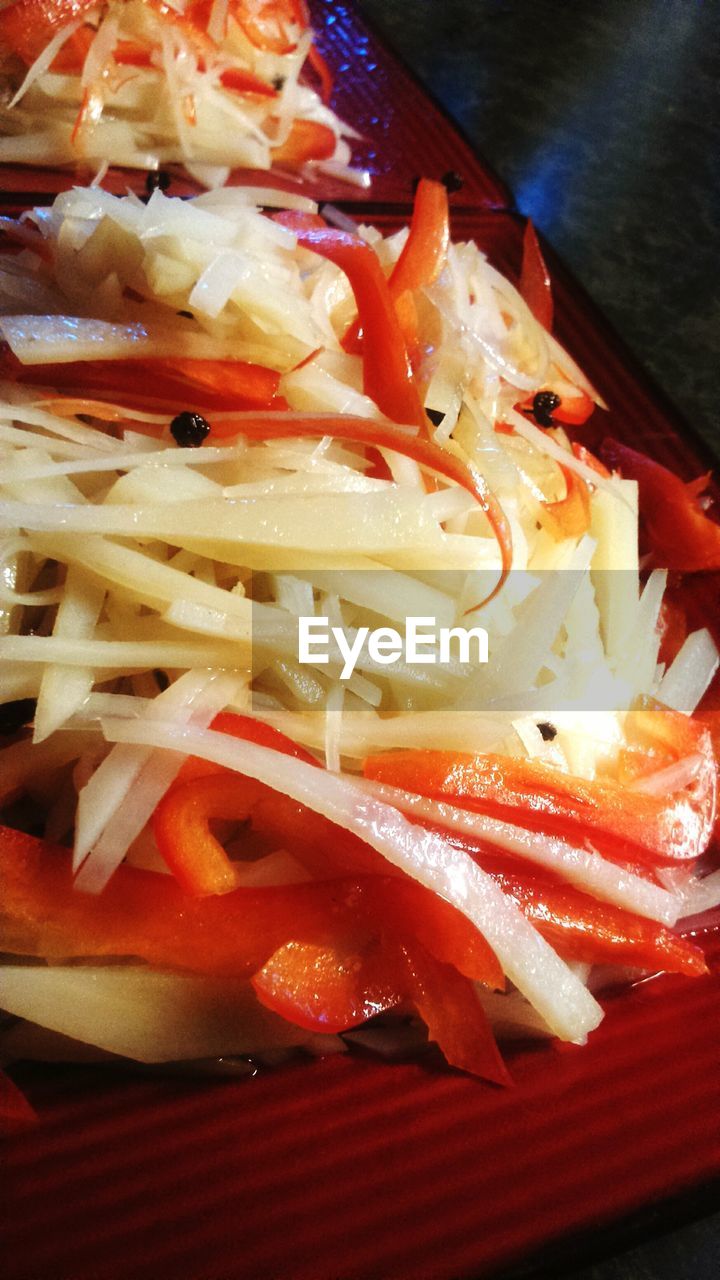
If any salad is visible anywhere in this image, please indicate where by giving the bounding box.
[0,0,358,188]
[1,178,720,1116]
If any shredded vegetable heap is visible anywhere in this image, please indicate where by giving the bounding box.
[1,179,720,1088]
[0,0,357,188]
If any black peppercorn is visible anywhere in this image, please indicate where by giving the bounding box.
[530,390,561,428]
[170,411,211,447]
[537,721,557,741]
[441,170,463,193]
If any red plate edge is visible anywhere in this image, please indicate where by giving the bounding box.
[1,201,720,1279]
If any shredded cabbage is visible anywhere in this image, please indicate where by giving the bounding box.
[0,0,360,187]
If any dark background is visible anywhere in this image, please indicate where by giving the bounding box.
[358,1,719,1276]
[360,0,719,459]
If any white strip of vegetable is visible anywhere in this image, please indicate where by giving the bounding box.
[74,672,239,879]
[354,778,681,925]
[34,564,105,743]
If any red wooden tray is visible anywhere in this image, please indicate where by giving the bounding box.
[0,0,511,210]
[2,203,720,1280]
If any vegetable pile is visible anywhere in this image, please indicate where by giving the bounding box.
[0,0,357,187]
[1,178,719,1094]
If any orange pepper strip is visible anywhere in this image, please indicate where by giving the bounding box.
[253,933,508,1082]
[390,178,450,302]
[541,464,591,540]
[270,119,337,166]
[0,0,99,65]
[0,824,356,977]
[363,735,716,868]
[292,226,425,428]
[220,66,278,97]
[519,219,553,331]
[343,177,449,358]
[4,354,281,414]
[252,935,404,1033]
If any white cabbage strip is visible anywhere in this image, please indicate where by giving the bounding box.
[73,671,243,891]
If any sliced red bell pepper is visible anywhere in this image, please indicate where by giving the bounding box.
[0,822,496,981]
[0,0,99,66]
[541,463,591,539]
[113,38,155,68]
[343,177,449,359]
[51,33,156,74]
[253,932,508,1082]
[363,736,716,867]
[152,772,266,895]
[219,67,278,97]
[0,824,358,977]
[3,353,281,413]
[48,24,93,72]
[271,210,328,234]
[0,1068,37,1135]
[292,226,425,428]
[252,935,403,1034]
[150,709,506,982]
[391,178,450,303]
[602,438,720,571]
[393,939,509,1082]
[153,756,505,983]
[519,220,553,332]
[270,119,337,166]
[249,788,387,880]
[152,769,380,895]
